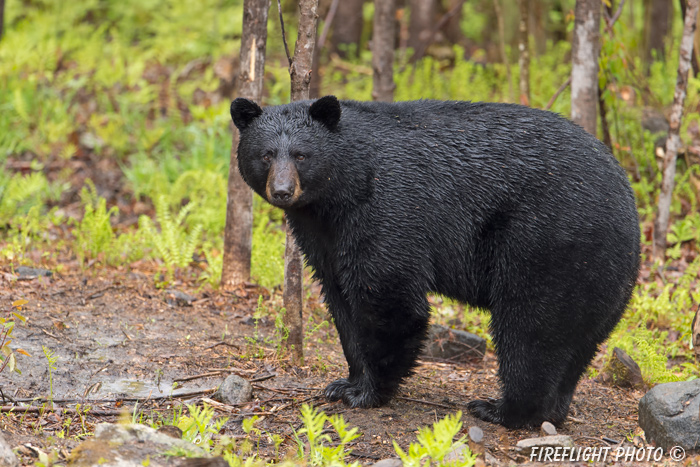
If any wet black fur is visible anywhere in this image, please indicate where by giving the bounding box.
[231,96,641,428]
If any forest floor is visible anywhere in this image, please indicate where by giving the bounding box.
[1,266,655,465]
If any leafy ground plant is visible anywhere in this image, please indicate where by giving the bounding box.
[1,299,30,374]
[393,411,476,467]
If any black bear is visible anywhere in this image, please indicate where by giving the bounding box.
[230,96,640,428]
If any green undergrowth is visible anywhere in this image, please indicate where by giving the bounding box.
[136,403,474,466]
[604,257,700,385]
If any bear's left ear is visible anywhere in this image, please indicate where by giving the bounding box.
[309,95,341,131]
[231,98,263,131]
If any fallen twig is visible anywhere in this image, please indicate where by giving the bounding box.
[204,341,241,351]
[1,406,122,416]
[173,371,224,383]
[249,373,277,383]
[395,396,453,409]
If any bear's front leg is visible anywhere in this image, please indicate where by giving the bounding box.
[323,288,431,408]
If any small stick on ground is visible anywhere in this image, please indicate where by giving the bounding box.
[173,371,224,383]
[1,406,123,416]
[204,341,240,350]
[395,396,453,409]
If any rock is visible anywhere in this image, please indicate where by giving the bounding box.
[0,431,19,467]
[421,324,486,362]
[600,347,646,389]
[638,379,700,452]
[484,451,501,466]
[641,109,669,135]
[444,444,476,463]
[176,459,229,466]
[467,426,485,456]
[515,435,575,456]
[165,289,195,307]
[156,425,182,439]
[15,266,52,281]
[68,423,208,466]
[212,375,252,405]
[540,421,557,436]
[369,459,402,467]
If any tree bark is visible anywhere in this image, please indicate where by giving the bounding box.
[0,0,5,40]
[443,0,470,51]
[407,0,436,53]
[493,0,513,102]
[531,0,546,56]
[372,0,397,102]
[517,0,530,106]
[646,0,671,64]
[653,0,699,260]
[284,0,320,365]
[221,0,271,290]
[571,0,601,135]
[330,0,364,58]
[680,0,700,77]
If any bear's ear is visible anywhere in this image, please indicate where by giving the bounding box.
[231,98,263,130]
[309,95,341,131]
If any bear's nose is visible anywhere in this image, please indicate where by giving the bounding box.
[272,189,292,202]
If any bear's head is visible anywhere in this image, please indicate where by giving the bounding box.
[231,95,341,210]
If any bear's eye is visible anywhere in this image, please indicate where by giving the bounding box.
[295,154,306,161]
[262,154,271,162]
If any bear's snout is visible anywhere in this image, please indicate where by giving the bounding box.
[266,160,302,208]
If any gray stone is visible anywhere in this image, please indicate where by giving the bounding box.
[467,426,485,456]
[213,375,252,405]
[638,379,700,452]
[369,459,402,467]
[15,266,52,281]
[484,451,501,466]
[164,289,195,307]
[0,431,19,467]
[68,423,207,466]
[515,435,575,456]
[540,421,557,436]
[444,444,476,463]
[421,324,486,362]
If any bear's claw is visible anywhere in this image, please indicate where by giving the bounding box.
[324,378,386,408]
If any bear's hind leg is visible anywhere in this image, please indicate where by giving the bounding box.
[467,307,572,428]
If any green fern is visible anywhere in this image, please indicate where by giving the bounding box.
[0,172,56,224]
[140,195,203,281]
[73,181,119,265]
[393,411,476,467]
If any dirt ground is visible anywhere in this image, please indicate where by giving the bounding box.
[0,266,656,466]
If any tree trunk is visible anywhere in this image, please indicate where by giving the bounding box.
[443,0,470,51]
[407,0,436,53]
[531,0,546,56]
[653,0,699,260]
[311,0,340,98]
[330,0,364,58]
[372,0,397,102]
[680,0,700,77]
[646,0,671,64]
[284,0,320,365]
[493,0,513,102]
[221,0,271,290]
[517,0,530,106]
[0,0,4,40]
[571,0,601,136]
